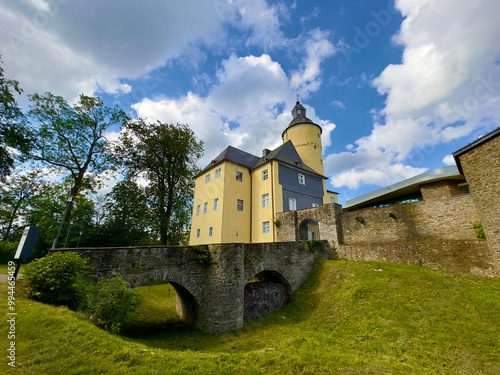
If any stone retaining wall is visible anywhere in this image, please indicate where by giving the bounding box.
[338,240,495,277]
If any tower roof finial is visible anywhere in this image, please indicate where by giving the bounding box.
[291,98,306,118]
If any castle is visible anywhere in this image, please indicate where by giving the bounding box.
[190,102,500,276]
[189,101,338,245]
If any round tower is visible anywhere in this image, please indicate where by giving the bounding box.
[281,101,325,176]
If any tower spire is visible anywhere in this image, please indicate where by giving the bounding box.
[291,98,306,118]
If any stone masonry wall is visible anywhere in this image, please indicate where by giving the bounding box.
[457,134,500,273]
[276,203,343,250]
[274,179,495,276]
[342,180,480,244]
[337,240,494,277]
[52,241,327,333]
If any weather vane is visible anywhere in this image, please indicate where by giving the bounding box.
[296,93,300,102]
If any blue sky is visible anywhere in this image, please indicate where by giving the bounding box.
[1,0,500,205]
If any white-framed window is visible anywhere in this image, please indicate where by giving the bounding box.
[208,227,213,237]
[236,171,243,182]
[262,193,269,208]
[298,173,305,185]
[262,221,270,234]
[196,205,200,216]
[215,168,221,178]
[289,198,297,211]
[205,174,210,183]
[330,196,336,203]
[214,198,219,211]
[203,202,208,214]
[262,169,268,181]
[312,203,319,207]
[237,199,244,211]
[196,229,200,238]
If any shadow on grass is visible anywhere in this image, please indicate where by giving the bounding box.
[121,320,193,337]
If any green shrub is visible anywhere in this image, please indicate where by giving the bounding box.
[23,252,91,310]
[0,240,17,263]
[306,239,324,253]
[192,245,212,266]
[473,222,486,239]
[86,276,140,333]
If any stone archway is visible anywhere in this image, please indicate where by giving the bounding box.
[127,270,202,329]
[244,270,291,319]
[299,218,320,240]
[169,281,200,327]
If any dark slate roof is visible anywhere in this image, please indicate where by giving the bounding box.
[282,101,322,138]
[198,146,260,176]
[198,141,326,179]
[453,127,500,174]
[254,141,325,178]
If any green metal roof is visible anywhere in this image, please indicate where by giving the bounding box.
[344,166,464,210]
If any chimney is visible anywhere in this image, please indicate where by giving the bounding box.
[262,149,271,157]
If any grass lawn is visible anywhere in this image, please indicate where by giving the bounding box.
[1,260,499,374]
[0,264,11,274]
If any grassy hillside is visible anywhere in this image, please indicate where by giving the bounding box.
[1,260,499,374]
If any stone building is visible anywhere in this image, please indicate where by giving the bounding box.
[453,127,500,273]
[190,99,499,275]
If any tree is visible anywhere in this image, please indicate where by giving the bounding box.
[0,56,28,181]
[112,120,203,245]
[88,179,156,246]
[25,182,96,256]
[0,169,46,241]
[26,93,129,246]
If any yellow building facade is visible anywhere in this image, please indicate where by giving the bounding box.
[189,101,338,245]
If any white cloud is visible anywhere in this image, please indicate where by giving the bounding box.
[329,0,500,190]
[0,0,291,100]
[232,0,288,49]
[290,28,337,97]
[132,53,335,168]
[442,154,456,166]
[331,100,346,110]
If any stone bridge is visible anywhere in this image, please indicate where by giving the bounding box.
[52,241,332,333]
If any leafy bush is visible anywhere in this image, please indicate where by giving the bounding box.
[193,245,212,266]
[0,240,17,263]
[86,276,140,333]
[23,251,91,310]
[473,222,486,239]
[305,239,324,253]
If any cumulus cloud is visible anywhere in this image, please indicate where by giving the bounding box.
[231,0,288,49]
[0,0,292,100]
[0,0,224,100]
[133,53,335,168]
[290,28,337,97]
[329,0,500,190]
[442,154,456,166]
[0,1,337,168]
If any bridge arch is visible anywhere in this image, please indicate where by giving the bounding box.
[52,241,327,333]
[244,269,292,319]
[125,269,203,328]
